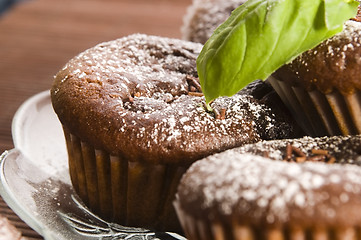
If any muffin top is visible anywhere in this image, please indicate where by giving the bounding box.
[177,135,361,227]
[237,135,361,165]
[51,34,298,165]
[182,0,246,44]
[273,20,361,95]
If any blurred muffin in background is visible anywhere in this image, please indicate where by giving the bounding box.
[182,0,246,44]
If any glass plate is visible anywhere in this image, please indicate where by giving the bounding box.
[0,90,186,240]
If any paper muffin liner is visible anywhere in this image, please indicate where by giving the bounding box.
[268,76,361,137]
[62,126,187,233]
[174,201,361,240]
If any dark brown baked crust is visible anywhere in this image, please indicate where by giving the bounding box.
[273,20,361,95]
[237,135,361,164]
[177,135,361,227]
[51,34,301,165]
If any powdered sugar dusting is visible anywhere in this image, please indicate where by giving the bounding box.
[237,135,361,165]
[52,34,296,163]
[64,34,201,93]
[297,20,361,66]
[178,151,361,224]
[119,93,283,157]
[280,20,361,94]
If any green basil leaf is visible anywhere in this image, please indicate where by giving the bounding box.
[197,0,359,103]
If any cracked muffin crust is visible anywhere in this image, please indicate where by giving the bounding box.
[51,34,301,232]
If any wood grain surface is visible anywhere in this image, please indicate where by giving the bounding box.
[0,0,192,238]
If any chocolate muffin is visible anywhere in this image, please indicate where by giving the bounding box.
[51,34,300,232]
[237,134,361,164]
[182,0,246,44]
[270,18,361,136]
[181,0,302,135]
[175,135,361,240]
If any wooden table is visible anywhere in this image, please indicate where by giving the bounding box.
[0,0,192,238]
